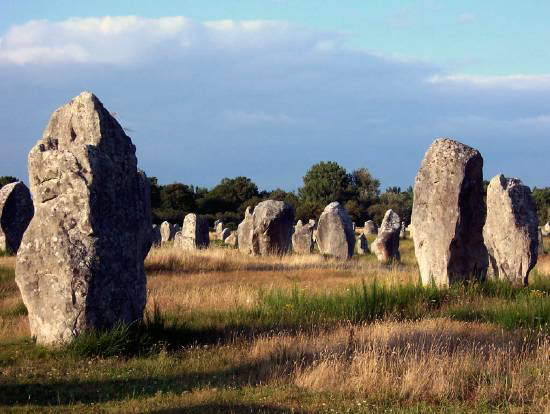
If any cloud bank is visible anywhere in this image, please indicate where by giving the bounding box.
[0,16,548,190]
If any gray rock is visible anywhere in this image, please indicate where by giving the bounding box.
[176,213,209,250]
[542,223,550,237]
[215,222,224,240]
[160,221,178,243]
[364,220,377,235]
[483,175,539,285]
[252,200,294,255]
[151,224,162,247]
[237,206,254,254]
[292,220,314,254]
[356,234,368,255]
[411,138,488,286]
[316,202,355,259]
[225,231,238,248]
[15,92,151,345]
[370,209,401,262]
[221,227,231,241]
[0,181,34,253]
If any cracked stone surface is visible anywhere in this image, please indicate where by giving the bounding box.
[15,92,152,345]
[370,209,401,262]
[411,138,487,286]
[316,202,355,259]
[483,174,538,285]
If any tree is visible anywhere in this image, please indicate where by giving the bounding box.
[298,161,351,212]
[533,187,550,225]
[198,176,259,214]
[0,176,18,190]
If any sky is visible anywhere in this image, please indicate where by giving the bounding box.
[0,0,549,191]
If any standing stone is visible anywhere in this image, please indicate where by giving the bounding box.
[225,231,238,248]
[237,206,254,254]
[483,175,539,285]
[364,220,377,235]
[292,220,314,254]
[176,213,209,250]
[411,138,488,286]
[316,202,355,259]
[215,222,224,240]
[221,227,231,241]
[406,224,414,238]
[356,234,368,255]
[370,209,401,262]
[0,181,34,253]
[542,223,550,237]
[399,222,406,239]
[151,224,162,247]
[252,200,294,255]
[539,228,545,255]
[160,221,178,243]
[15,92,152,345]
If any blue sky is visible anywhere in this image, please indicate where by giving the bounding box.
[1,1,549,190]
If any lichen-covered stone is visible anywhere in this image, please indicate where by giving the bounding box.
[316,202,355,259]
[292,220,314,254]
[252,200,294,255]
[160,221,178,243]
[483,174,538,285]
[176,213,209,250]
[364,220,377,235]
[15,92,151,345]
[411,138,488,286]
[237,207,254,254]
[370,209,401,262]
[225,231,238,248]
[0,181,33,253]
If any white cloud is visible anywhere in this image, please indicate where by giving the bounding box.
[457,12,475,23]
[0,16,338,66]
[427,73,550,90]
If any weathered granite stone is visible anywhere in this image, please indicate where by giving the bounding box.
[316,202,355,259]
[215,222,224,240]
[176,213,209,250]
[292,220,314,254]
[542,223,550,237]
[15,92,152,345]
[364,220,377,235]
[225,231,238,248]
[483,174,539,285]
[370,209,401,262]
[411,138,488,286]
[151,224,162,247]
[160,221,179,243]
[0,181,33,253]
[252,200,294,255]
[356,234,368,255]
[237,207,254,254]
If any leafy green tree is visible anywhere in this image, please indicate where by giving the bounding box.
[298,161,351,212]
[198,176,259,214]
[533,187,550,225]
[0,176,18,190]
[367,188,413,226]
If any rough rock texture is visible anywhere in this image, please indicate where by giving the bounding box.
[356,234,368,255]
[411,138,488,286]
[483,175,539,285]
[237,207,254,254]
[15,92,152,346]
[225,231,238,248]
[370,209,401,262]
[542,223,550,237]
[160,221,179,243]
[177,213,209,250]
[292,220,314,254]
[252,200,294,255]
[151,224,162,247]
[316,202,355,259]
[0,181,34,253]
[364,220,377,235]
[539,228,545,255]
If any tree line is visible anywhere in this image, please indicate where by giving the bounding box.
[2,163,549,229]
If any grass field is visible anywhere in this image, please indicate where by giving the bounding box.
[0,235,549,413]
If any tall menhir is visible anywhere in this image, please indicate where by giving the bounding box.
[15,92,152,345]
